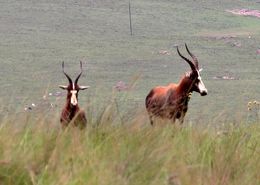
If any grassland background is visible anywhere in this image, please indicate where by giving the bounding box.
[0,0,259,184]
[0,0,259,123]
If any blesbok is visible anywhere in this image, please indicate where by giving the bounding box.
[145,44,208,125]
[59,61,89,129]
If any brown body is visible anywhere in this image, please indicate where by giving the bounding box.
[60,88,87,129]
[145,44,208,125]
[59,61,89,129]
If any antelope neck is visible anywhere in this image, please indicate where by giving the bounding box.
[64,100,79,120]
[177,75,194,94]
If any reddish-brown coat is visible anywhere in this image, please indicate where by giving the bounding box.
[59,61,88,129]
[145,75,193,125]
[60,91,87,129]
[145,44,207,125]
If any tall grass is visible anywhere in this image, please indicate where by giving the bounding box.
[0,108,259,185]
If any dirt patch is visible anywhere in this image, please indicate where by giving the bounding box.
[203,34,242,47]
[226,9,260,18]
[213,75,238,80]
[158,50,170,55]
[114,81,129,91]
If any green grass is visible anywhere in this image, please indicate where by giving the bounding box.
[0,0,260,184]
[0,0,259,122]
[0,113,259,185]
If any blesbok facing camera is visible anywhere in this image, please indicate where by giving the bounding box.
[59,61,89,129]
[145,44,208,125]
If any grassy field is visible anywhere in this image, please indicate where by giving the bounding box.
[0,116,259,185]
[0,0,259,184]
[0,0,259,122]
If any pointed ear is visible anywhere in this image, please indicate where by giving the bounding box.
[59,85,68,90]
[79,86,90,90]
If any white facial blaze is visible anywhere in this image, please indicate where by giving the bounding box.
[70,90,78,105]
[70,83,78,106]
[197,71,208,94]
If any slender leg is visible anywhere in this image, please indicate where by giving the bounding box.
[60,120,68,130]
[149,115,154,126]
[179,113,186,125]
[179,117,184,125]
[172,117,176,124]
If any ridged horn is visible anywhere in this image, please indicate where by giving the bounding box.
[62,61,72,84]
[75,61,83,85]
[177,46,196,71]
[185,43,198,69]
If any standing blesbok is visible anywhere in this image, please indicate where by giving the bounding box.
[59,61,89,129]
[145,44,208,125]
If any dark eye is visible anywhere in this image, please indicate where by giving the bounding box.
[190,73,196,79]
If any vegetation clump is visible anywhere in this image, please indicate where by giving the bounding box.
[0,114,259,185]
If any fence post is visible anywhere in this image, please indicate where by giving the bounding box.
[129,0,133,36]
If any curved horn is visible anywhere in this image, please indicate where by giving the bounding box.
[177,46,196,71]
[185,43,198,69]
[75,61,83,85]
[62,61,72,84]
